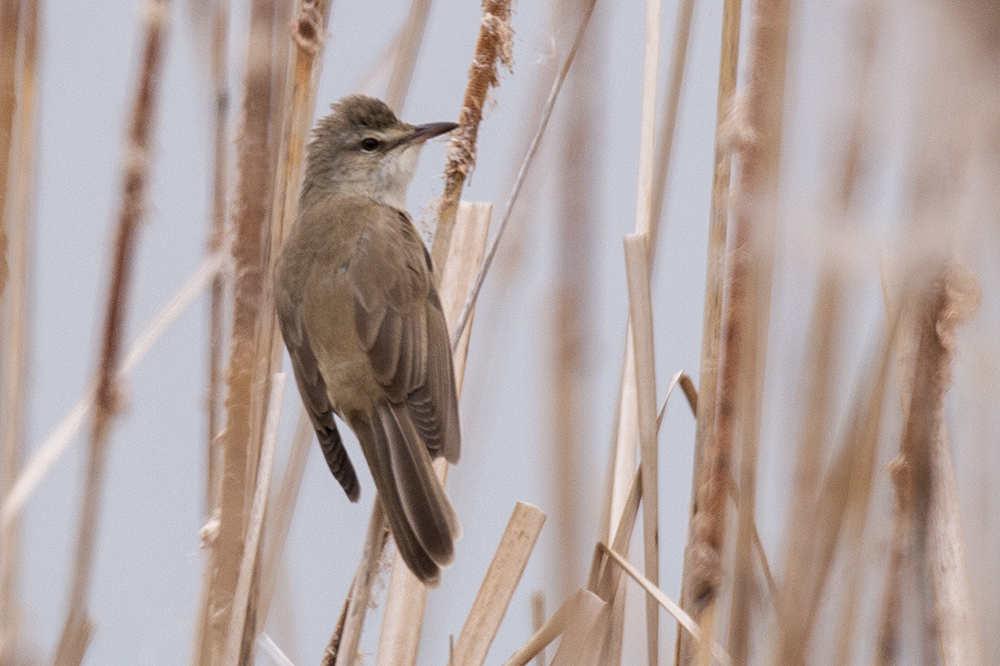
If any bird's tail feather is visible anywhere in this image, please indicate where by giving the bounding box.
[354,404,461,586]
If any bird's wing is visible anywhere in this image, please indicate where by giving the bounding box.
[276,284,361,501]
[347,207,461,463]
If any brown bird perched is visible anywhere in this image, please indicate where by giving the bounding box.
[274,95,461,585]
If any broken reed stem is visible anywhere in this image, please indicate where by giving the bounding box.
[450,503,546,666]
[430,0,512,272]
[677,0,740,655]
[683,0,789,660]
[598,545,732,666]
[384,0,432,113]
[0,0,22,297]
[205,0,230,520]
[603,0,663,562]
[52,1,170,662]
[201,0,280,662]
[623,234,661,666]
[0,0,39,657]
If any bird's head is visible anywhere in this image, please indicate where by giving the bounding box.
[304,95,458,210]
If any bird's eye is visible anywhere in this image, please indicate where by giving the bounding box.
[360,137,380,152]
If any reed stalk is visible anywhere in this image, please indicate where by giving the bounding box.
[205,0,230,519]
[0,0,22,297]
[429,0,513,273]
[52,1,170,662]
[0,0,39,659]
[199,0,281,661]
[384,0,433,113]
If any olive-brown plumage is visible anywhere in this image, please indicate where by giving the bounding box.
[275,95,460,585]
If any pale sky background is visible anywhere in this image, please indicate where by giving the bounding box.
[14,0,1000,664]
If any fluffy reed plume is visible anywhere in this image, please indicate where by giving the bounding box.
[429,0,513,272]
[49,1,170,663]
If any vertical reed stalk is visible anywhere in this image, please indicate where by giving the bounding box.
[205,0,230,518]
[623,234,661,666]
[0,0,22,297]
[676,0,741,655]
[199,0,280,662]
[0,0,39,659]
[552,0,600,601]
[52,2,169,663]
[683,0,788,661]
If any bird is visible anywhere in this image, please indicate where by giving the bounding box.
[274,95,461,586]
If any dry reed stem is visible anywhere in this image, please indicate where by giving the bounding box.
[450,502,546,666]
[0,0,22,296]
[530,593,546,666]
[0,0,38,657]
[912,267,984,666]
[598,545,732,666]
[203,0,280,661]
[373,203,491,666]
[604,0,665,564]
[876,263,982,666]
[683,0,788,657]
[51,2,169,662]
[429,0,512,273]
[1,252,224,531]
[648,0,696,254]
[675,0,740,656]
[205,0,230,519]
[328,502,389,666]
[384,0,432,113]
[501,589,602,666]
[623,233,661,666]
[596,373,689,665]
[551,0,600,599]
[593,468,641,599]
[447,0,596,351]
[255,409,313,634]
[547,591,605,666]
[221,374,286,666]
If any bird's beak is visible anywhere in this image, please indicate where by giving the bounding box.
[394,121,459,149]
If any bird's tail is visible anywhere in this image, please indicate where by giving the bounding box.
[354,402,461,586]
